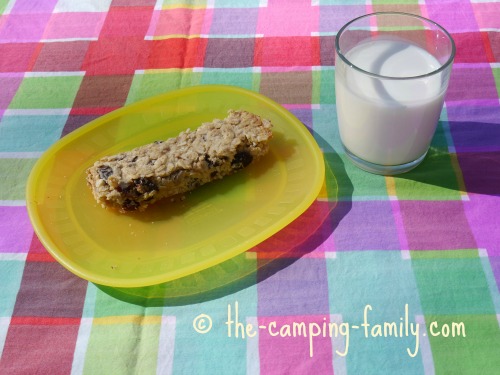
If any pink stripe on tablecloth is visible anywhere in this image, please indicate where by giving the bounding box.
[200,8,213,35]
[464,195,500,258]
[145,9,161,38]
[43,12,107,40]
[472,2,500,29]
[0,75,23,109]
[390,199,410,252]
[257,1,319,37]
[0,13,52,42]
[9,0,58,14]
[258,315,334,375]
[0,207,33,254]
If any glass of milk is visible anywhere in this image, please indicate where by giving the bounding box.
[335,12,455,175]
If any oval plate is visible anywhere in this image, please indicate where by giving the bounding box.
[26,85,325,287]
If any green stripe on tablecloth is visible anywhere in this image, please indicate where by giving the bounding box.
[0,159,37,200]
[426,314,500,374]
[8,75,83,109]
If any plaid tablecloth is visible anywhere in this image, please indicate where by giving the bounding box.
[1,0,500,374]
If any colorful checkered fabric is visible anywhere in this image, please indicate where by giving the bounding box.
[1,0,500,374]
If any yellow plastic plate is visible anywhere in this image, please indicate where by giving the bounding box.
[26,85,325,287]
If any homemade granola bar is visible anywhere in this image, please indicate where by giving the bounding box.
[86,110,273,213]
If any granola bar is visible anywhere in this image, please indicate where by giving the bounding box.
[86,110,273,213]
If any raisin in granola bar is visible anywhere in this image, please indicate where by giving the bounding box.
[86,110,273,213]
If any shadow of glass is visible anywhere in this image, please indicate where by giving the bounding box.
[453,150,500,196]
[96,130,354,306]
[398,146,463,191]
[397,120,500,197]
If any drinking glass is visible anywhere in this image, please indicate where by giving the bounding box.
[335,12,455,175]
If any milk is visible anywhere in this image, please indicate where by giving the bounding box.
[335,38,446,166]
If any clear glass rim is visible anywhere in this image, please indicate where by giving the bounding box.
[335,12,456,80]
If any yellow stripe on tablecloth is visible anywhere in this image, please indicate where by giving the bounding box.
[449,152,469,200]
[385,176,397,198]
